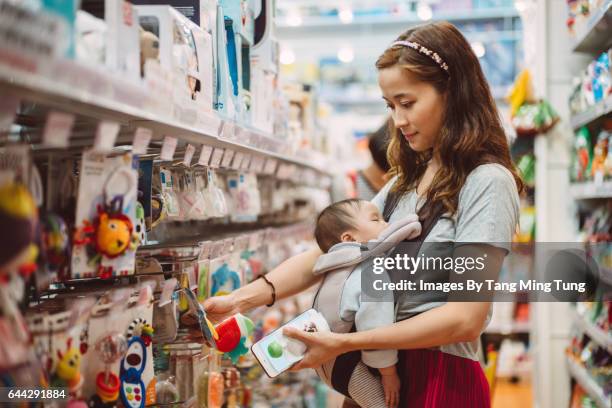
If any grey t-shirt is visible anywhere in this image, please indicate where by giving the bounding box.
[371,163,520,360]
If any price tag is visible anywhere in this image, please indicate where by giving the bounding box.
[264,158,278,175]
[159,278,178,307]
[250,156,265,173]
[132,127,152,155]
[198,145,213,166]
[94,120,120,151]
[221,149,235,168]
[183,144,196,167]
[160,136,178,161]
[210,148,224,168]
[42,111,75,147]
[199,241,212,260]
[240,154,252,171]
[232,152,245,169]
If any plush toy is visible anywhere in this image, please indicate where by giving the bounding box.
[214,314,254,364]
[74,201,139,275]
[95,211,134,258]
[53,338,83,392]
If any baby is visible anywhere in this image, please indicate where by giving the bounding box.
[312,198,413,408]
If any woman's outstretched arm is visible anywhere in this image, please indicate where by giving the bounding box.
[285,244,503,370]
[204,246,323,322]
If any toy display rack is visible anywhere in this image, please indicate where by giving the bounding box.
[0,45,333,179]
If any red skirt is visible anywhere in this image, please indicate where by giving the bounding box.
[397,349,490,408]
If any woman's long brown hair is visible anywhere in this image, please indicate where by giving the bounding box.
[377,22,523,221]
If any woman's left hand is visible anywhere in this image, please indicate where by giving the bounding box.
[283,327,348,370]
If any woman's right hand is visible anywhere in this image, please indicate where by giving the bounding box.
[203,293,241,323]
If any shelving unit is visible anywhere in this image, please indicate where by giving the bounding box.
[570,95,612,130]
[277,7,520,30]
[0,46,333,177]
[566,357,611,408]
[572,0,612,54]
[572,309,612,353]
[569,180,612,199]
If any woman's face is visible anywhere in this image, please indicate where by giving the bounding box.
[378,65,446,152]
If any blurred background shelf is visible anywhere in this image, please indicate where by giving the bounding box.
[566,357,611,408]
[572,0,612,54]
[570,95,612,130]
[569,180,612,199]
[572,309,612,353]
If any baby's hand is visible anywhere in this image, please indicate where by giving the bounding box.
[380,366,400,408]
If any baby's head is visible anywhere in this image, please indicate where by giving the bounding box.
[314,199,388,253]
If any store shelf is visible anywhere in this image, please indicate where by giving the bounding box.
[566,357,611,408]
[277,7,519,30]
[485,321,531,335]
[572,0,612,54]
[570,95,612,130]
[573,309,612,353]
[0,46,333,176]
[569,180,612,199]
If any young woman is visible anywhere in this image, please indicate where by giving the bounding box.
[204,21,522,407]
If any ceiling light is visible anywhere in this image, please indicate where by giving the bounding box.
[337,47,354,63]
[339,7,354,24]
[416,2,433,21]
[471,41,486,58]
[286,10,302,27]
[280,48,296,65]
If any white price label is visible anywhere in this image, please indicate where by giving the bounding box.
[240,154,252,171]
[221,149,235,168]
[160,136,178,161]
[250,156,265,173]
[94,120,120,151]
[132,127,152,155]
[42,111,75,148]
[232,152,245,169]
[183,144,196,167]
[198,145,213,166]
[264,158,278,175]
[210,148,224,168]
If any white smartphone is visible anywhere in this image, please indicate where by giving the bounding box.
[251,309,329,378]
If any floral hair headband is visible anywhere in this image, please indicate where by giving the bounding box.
[390,40,449,73]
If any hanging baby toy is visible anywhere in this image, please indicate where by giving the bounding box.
[180,289,253,363]
[73,166,139,278]
[214,314,254,364]
[119,318,153,408]
[52,338,84,393]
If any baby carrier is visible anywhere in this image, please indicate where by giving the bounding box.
[311,214,421,395]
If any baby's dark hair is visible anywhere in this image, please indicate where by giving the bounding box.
[314,199,365,252]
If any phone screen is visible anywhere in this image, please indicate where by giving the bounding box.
[251,309,329,377]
